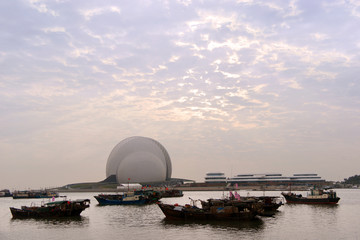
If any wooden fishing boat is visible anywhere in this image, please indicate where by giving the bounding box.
[10,199,90,218]
[94,190,161,205]
[253,196,283,216]
[282,189,340,204]
[0,189,12,197]
[158,198,264,221]
[12,190,59,199]
[211,192,283,216]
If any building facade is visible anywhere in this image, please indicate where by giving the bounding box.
[204,173,325,185]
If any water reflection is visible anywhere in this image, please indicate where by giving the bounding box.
[10,216,90,228]
[161,217,264,231]
[2,190,359,240]
[307,204,339,209]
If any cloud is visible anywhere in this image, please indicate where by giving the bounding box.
[25,84,78,98]
[311,33,329,41]
[280,79,302,90]
[28,0,58,16]
[1,0,360,188]
[81,6,121,21]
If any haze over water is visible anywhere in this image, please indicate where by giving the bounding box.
[1,189,359,240]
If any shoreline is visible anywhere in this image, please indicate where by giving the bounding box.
[55,185,309,193]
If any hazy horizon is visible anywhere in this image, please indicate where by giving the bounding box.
[1,0,360,190]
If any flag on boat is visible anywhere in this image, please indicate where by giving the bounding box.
[234,191,241,200]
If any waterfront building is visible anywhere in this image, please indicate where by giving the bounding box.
[227,173,287,183]
[106,136,172,184]
[204,173,227,183]
[290,174,323,183]
[204,173,325,185]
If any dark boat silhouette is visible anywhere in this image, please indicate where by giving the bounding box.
[10,199,90,218]
[157,197,266,221]
[94,190,161,205]
[282,189,340,204]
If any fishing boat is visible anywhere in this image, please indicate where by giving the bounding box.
[10,199,90,218]
[226,191,282,216]
[0,189,12,197]
[254,196,283,216]
[282,188,340,204]
[12,190,59,199]
[94,190,161,205]
[157,198,264,221]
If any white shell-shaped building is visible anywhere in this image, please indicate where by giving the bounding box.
[106,136,172,183]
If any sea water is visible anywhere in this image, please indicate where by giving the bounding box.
[1,189,359,240]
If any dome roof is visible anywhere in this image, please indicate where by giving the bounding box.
[106,136,172,183]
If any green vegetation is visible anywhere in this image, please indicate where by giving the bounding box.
[59,182,118,190]
[343,175,360,184]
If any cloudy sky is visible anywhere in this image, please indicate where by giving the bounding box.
[1,0,360,189]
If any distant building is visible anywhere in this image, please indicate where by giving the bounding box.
[228,173,285,183]
[204,173,227,183]
[204,173,325,185]
[106,136,172,184]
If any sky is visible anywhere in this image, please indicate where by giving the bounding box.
[1,0,360,190]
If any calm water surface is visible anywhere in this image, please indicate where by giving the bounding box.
[1,189,359,240]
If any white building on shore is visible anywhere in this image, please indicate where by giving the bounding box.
[204,173,325,185]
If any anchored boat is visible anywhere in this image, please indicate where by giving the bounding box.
[94,190,161,205]
[12,190,59,199]
[157,197,265,221]
[10,199,90,218]
[0,189,12,197]
[282,189,340,204]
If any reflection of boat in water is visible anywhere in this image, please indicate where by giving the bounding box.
[12,190,59,199]
[282,189,340,204]
[161,216,264,230]
[10,199,90,219]
[94,190,161,205]
[158,198,264,221]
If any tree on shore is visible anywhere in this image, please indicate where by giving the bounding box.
[343,175,360,184]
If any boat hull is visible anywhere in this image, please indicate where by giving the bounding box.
[10,199,90,219]
[282,193,340,204]
[94,191,161,206]
[94,196,148,205]
[10,207,86,218]
[158,203,257,221]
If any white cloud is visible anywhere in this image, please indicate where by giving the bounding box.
[311,33,329,41]
[81,6,121,21]
[42,27,66,33]
[176,0,192,7]
[226,88,249,99]
[29,0,58,16]
[207,37,253,51]
[280,78,302,90]
[70,47,94,58]
[252,84,267,93]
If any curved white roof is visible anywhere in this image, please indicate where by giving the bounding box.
[106,136,172,183]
